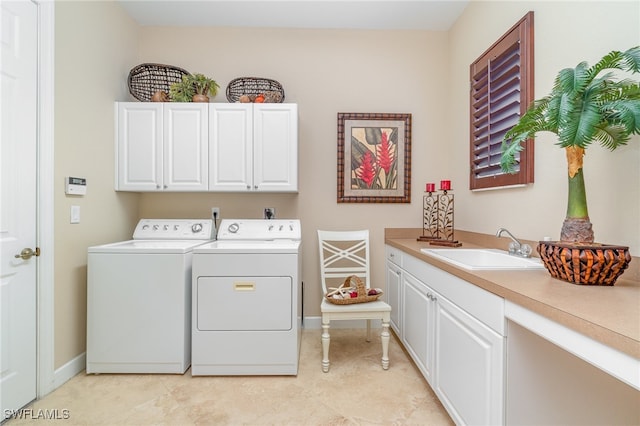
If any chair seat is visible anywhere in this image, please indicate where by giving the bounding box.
[321,299,391,314]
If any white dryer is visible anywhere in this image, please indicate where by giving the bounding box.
[86,219,214,374]
[192,219,302,376]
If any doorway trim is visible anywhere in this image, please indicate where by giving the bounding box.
[37,0,55,398]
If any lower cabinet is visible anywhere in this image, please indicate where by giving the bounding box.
[385,245,505,426]
[402,272,434,383]
[433,290,504,426]
[385,259,402,334]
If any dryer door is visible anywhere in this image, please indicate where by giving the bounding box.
[196,276,292,331]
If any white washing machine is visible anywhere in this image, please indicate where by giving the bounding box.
[192,219,302,376]
[86,218,215,374]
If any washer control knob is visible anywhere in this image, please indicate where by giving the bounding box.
[153,225,159,230]
[228,222,240,233]
[191,223,203,233]
[163,225,169,231]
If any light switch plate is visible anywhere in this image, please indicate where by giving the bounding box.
[70,205,80,224]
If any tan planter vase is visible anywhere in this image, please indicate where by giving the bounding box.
[192,94,209,102]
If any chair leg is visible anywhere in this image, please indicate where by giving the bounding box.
[366,319,371,342]
[321,320,330,373]
[381,320,390,370]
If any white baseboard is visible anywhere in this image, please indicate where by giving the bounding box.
[303,316,381,329]
[53,352,85,389]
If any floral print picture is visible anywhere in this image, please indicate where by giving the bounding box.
[337,113,411,203]
[351,126,397,190]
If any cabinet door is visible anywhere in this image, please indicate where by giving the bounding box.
[163,103,208,191]
[116,102,162,191]
[433,293,504,426]
[386,261,402,335]
[253,104,298,192]
[209,104,253,191]
[402,272,434,384]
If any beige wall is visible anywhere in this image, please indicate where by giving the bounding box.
[53,1,639,368]
[449,1,640,253]
[54,1,140,368]
[135,28,451,318]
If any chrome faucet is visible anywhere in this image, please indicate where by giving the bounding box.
[496,228,532,258]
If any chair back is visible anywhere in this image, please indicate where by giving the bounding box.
[317,230,371,294]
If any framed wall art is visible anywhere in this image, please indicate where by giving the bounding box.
[337,112,411,203]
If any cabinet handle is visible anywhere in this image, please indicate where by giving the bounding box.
[246,185,251,190]
[254,185,258,190]
[390,253,395,258]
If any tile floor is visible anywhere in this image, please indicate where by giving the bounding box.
[6,329,453,425]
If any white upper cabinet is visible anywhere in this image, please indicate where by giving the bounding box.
[253,104,298,192]
[208,103,253,191]
[116,102,297,192]
[116,102,208,191]
[209,103,298,192]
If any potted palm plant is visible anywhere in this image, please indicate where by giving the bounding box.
[169,73,219,102]
[501,46,640,285]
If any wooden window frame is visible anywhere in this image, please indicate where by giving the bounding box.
[469,12,534,190]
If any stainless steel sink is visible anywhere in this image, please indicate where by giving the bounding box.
[420,248,545,270]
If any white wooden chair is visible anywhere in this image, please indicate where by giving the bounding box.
[317,229,391,372]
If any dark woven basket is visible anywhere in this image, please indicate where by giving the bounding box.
[537,241,631,286]
[226,77,285,103]
[127,63,190,102]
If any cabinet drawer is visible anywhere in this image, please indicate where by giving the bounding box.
[385,245,403,267]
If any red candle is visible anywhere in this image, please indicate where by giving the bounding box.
[425,183,435,192]
[440,180,451,191]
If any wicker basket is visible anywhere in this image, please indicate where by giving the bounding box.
[325,276,383,305]
[537,241,631,286]
[226,77,285,103]
[127,63,190,102]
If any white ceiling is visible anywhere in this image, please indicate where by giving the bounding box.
[117,0,469,31]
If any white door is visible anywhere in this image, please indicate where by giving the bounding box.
[401,273,434,384]
[434,294,504,426]
[385,261,401,334]
[208,103,253,191]
[163,103,209,191]
[0,0,38,414]
[116,102,163,191]
[253,104,298,192]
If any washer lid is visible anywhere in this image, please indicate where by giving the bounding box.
[216,219,301,241]
[88,239,211,254]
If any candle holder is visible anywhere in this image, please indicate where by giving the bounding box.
[417,189,461,247]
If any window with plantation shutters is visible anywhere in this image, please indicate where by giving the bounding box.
[470,12,534,190]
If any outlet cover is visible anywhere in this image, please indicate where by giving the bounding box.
[264,207,275,219]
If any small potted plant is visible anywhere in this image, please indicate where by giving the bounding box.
[501,46,639,285]
[189,73,219,102]
[169,73,219,102]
